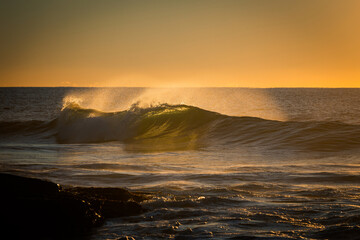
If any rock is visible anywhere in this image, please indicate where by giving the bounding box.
[100,200,143,218]
[0,173,103,239]
[0,173,147,239]
[67,187,147,218]
[68,187,146,202]
[0,172,60,197]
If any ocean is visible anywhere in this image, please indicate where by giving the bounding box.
[1,87,360,239]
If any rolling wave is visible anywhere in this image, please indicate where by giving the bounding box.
[1,103,360,152]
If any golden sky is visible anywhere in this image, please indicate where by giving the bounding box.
[1,0,359,87]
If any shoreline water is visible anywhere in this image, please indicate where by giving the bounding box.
[2,171,360,240]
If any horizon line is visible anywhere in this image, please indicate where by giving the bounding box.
[1,86,360,89]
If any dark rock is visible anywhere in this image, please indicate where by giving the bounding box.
[0,173,103,239]
[0,172,61,197]
[100,200,144,218]
[67,186,147,218]
[0,173,147,239]
[68,186,147,202]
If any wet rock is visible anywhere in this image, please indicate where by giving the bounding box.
[100,200,143,218]
[66,187,147,218]
[0,171,60,197]
[0,173,103,239]
[0,173,146,239]
[68,186,146,202]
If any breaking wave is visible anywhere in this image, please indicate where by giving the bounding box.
[1,103,360,152]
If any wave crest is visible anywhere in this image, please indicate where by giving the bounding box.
[56,103,220,148]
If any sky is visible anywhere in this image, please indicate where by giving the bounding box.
[0,0,359,87]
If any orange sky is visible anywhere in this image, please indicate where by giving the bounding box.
[1,0,359,87]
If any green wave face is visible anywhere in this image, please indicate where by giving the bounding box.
[55,103,223,151]
[125,104,222,152]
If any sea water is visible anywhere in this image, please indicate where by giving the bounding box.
[1,87,360,239]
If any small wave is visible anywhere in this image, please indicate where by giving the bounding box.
[143,195,247,210]
[289,172,360,184]
[1,103,360,152]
